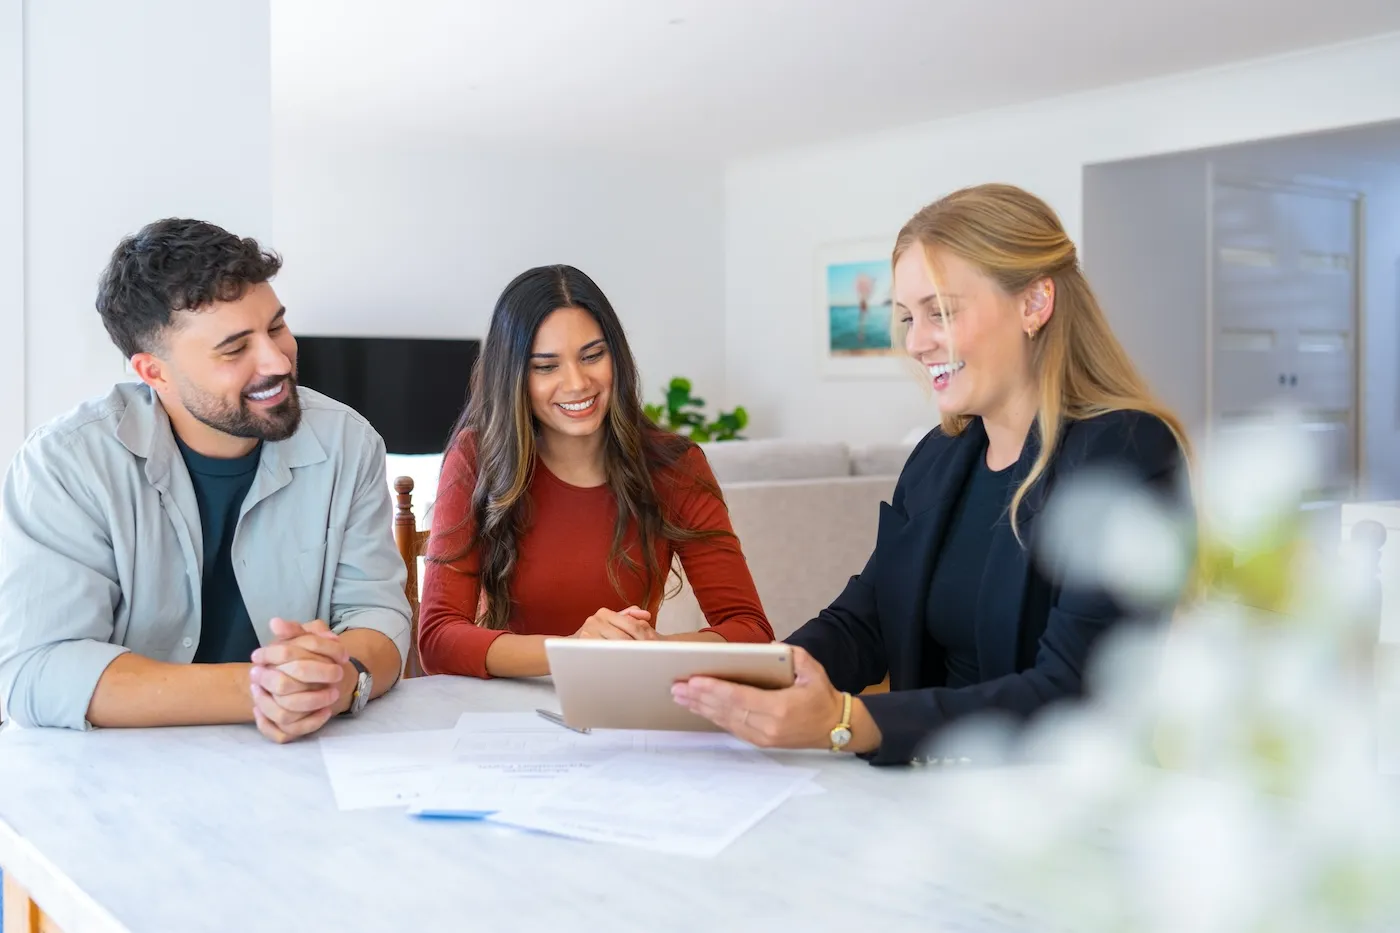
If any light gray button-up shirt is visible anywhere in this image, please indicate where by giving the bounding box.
[0,383,411,730]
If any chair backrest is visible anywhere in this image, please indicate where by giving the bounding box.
[393,476,431,678]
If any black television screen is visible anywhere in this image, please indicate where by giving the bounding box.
[294,335,480,454]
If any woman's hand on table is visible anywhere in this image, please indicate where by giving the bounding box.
[671,646,881,753]
[571,606,659,641]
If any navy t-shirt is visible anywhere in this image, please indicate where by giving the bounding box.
[924,457,1018,688]
[175,436,263,664]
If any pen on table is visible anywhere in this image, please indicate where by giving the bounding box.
[536,708,590,734]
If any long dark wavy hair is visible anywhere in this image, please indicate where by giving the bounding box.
[430,264,727,631]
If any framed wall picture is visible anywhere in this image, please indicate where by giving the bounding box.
[815,239,906,378]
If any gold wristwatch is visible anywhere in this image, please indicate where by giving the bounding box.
[829,691,853,752]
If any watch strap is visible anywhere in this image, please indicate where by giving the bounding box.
[344,657,370,716]
[829,691,853,751]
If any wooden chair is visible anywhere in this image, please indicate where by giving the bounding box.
[393,476,430,679]
[3,872,52,933]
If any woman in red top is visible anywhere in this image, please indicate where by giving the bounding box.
[418,265,774,679]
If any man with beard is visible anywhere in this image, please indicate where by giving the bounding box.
[0,220,409,742]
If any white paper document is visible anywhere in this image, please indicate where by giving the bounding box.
[410,712,797,817]
[487,751,818,858]
[318,728,457,810]
[410,713,633,817]
[320,711,823,837]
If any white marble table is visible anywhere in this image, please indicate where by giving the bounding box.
[0,676,969,933]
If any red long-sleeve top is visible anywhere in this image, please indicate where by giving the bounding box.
[418,438,774,678]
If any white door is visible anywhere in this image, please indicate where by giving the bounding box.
[1210,179,1360,500]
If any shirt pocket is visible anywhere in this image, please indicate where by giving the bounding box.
[291,542,330,623]
[123,551,198,659]
[118,521,199,659]
[240,541,327,632]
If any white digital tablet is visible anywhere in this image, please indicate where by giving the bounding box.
[544,639,795,732]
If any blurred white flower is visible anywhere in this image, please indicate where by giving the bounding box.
[1200,410,1320,550]
[923,402,1398,932]
[920,709,1020,766]
[1036,467,1193,611]
[1080,625,1172,730]
[1149,613,1239,728]
[936,765,1076,858]
[1021,704,1137,802]
[1125,779,1272,933]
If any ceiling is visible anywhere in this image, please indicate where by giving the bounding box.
[272,0,1400,159]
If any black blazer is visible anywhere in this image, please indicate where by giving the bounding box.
[786,410,1190,765]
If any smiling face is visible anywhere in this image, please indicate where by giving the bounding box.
[527,306,613,443]
[895,244,1041,420]
[131,281,300,456]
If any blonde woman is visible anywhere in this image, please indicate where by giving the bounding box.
[673,184,1192,764]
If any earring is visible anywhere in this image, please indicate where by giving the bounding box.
[1026,325,1040,340]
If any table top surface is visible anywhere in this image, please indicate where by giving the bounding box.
[0,676,971,933]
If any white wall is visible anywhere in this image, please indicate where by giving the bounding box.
[271,124,728,419]
[1,4,24,468]
[21,0,273,440]
[1081,156,1209,433]
[724,33,1400,443]
[1355,169,1400,497]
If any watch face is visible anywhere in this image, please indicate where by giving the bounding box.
[352,672,371,713]
[831,725,852,747]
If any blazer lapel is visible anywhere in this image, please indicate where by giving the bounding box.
[974,424,1050,680]
[879,422,984,689]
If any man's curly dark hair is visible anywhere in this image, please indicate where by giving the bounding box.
[95,218,282,357]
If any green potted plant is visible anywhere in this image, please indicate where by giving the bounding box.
[643,377,748,442]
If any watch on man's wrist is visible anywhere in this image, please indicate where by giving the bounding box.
[344,657,371,716]
[829,691,853,752]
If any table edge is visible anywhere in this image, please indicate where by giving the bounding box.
[0,813,130,933]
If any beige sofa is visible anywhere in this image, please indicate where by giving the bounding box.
[657,439,916,640]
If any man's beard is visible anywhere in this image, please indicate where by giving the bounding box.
[179,374,303,442]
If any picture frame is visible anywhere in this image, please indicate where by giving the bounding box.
[814,238,906,379]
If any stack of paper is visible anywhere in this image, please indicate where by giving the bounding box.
[319,712,820,856]
[487,750,818,857]
[411,712,637,819]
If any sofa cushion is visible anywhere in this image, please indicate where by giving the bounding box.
[849,442,918,478]
[698,439,850,484]
[658,474,897,640]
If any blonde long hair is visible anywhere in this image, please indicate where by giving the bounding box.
[892,183,1190,538]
